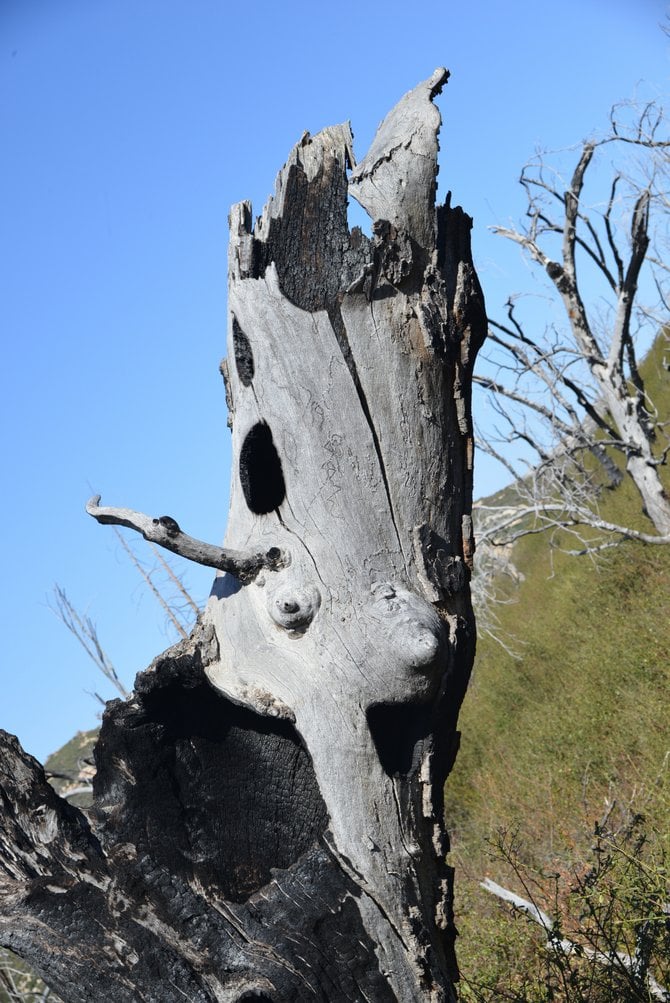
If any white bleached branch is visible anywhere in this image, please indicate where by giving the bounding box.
[481,878,670,1001]
[86,495,287,582]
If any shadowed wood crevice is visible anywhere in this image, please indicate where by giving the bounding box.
[93,639,330,904]
[1,631,400,1002]
[366,701,434,777]
[232,316,255,387]
[238,422,287,515]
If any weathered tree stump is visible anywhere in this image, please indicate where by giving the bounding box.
[0,70,486,1002]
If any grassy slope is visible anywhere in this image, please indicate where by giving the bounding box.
[446,336,670,994]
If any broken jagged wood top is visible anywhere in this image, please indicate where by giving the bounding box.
[70,71,486,1002]
[204,68,486,1002]
[349,66,449,248]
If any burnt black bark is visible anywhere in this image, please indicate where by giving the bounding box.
[1,628,399,1002]
[1,70,486,1002]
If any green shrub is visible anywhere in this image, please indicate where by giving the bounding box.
[456,800,670,1002]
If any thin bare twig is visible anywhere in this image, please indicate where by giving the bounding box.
[49,586,128,699]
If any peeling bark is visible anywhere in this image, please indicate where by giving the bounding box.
[1,71,486,1001]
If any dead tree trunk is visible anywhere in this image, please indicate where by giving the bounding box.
[0,70,486,1002]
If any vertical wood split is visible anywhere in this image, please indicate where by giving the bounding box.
[206,67,487,1000]
[0,70,486,1003]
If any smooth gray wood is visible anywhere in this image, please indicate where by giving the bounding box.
[206,68,486,1001]
[0,71,486,1002]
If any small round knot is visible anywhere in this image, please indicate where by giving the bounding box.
[154,515,181,537]
[267,583,321,632]
[279,599,300,614]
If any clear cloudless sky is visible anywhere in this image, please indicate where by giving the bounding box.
[1,0,668,760]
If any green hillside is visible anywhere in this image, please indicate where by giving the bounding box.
[446,336,670,999]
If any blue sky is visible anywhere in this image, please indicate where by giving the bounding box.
[1,0,668,760]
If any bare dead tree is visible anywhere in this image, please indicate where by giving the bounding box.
[475,100,670,557]
[0,72,486,1002]
[469,539,524,659]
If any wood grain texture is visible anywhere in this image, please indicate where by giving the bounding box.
[206,68,486,1000]
[0,72,486,1002]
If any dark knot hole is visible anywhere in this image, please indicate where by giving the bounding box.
[239,421,286,515]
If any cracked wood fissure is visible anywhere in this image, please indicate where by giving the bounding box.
[0,70,486,1002]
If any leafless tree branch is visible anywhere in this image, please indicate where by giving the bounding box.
[478,100,670,586]
[86,495,288,582]
[49,586,128,699]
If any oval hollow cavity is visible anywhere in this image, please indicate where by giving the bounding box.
[232,316,255,386]
[239,422,286,514]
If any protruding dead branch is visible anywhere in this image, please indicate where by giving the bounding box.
[85,495,286,582]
